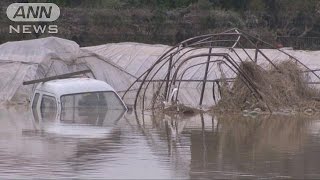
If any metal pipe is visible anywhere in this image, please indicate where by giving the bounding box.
[23,69,92,85]
[199,47,212,106]
[164,55,173,100]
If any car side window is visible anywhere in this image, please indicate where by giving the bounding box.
[40,95,57,121]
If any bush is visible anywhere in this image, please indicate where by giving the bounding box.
[201,9,245,29]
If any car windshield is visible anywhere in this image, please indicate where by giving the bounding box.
[60,91,126,125]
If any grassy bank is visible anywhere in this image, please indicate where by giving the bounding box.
[1,0,320,48]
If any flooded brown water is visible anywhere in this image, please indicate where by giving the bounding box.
[1,106,320,179]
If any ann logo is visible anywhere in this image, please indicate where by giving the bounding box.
[7,3,60,34]
[13,5,52,19]
[7,3,60,22]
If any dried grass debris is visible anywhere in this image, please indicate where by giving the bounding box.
[215,60,320,113]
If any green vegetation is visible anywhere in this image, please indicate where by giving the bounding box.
[1,0,320,48]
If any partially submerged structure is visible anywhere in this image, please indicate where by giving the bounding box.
[87,29,320,112]
[1,29,320,112]
[0,37,134,104]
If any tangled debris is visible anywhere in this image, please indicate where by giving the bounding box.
[163,103,204,115]
[215,61,320,114]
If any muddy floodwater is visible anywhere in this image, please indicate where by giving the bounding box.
[1,106,320,179]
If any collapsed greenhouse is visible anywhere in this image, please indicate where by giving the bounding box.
[87,29,320,112]
[2,29,320,112]
[0,37,135,104]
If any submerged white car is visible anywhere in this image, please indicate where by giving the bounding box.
[30,78,127,137]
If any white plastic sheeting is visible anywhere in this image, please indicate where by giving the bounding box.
[1,38,320,108]
[0,37,135,104]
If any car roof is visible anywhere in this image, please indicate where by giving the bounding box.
[35,78,115,97]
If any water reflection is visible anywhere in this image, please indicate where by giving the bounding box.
[1,106,320,179]
[32,103,125,138]
[188,114,310,179]
[133,112,320,179]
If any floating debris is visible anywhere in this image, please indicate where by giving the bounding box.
[163,104,204,115]
[215,61,320,113]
